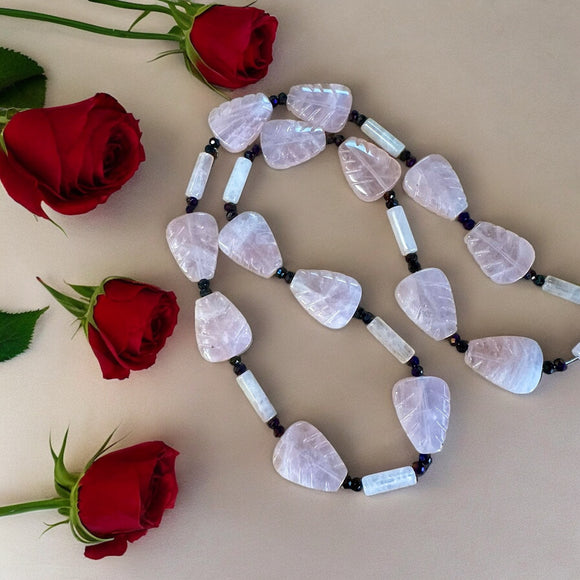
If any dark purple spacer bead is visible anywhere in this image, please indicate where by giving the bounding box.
[333,134,345,146]
[350,477,363,492]
[386,199,399,209]
[542,361,556,374]
[251,144,261,156]
[353,307,365,320]
[554,358,568,372]
[226,211,238,221]
[406,157,417,167]
[405,253,419,264]
[208,137,220,149]
[348,110,359,123]
[408,261,422,273]
[532,274,546,286]
[362,311,375,324]
[204,145,218,157]
[284,271,295,283]
[418,454,432,465]
[524,269,536,280]
[244,150,255,161]
[277,92,287,106]
[464,219,476,230]
[384,190,397,201]
[412,461,427,477]
[224,202,237,212]
[233,363,247,376]
[229,356,242,365]
[457,211,470,224]
[355,114,367,127]
[455,340,469,353]
[275,267,288,279]
[399,150,412,162]
[407,355,420,367]
[448,333,461,346]
[273,426,285,437]
[326,134,335,145]
[411,365,424,377]
[269,95,279,107]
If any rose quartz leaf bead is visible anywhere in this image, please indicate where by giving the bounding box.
[395,268,458,340]
[195,292,252,363]
[464,221,535,284]
[287,83,352,133]
[392,376,450,454]
[402,154,468,219]
[464,336,543,394]
[218,211,283,278]
[166,212,219,283]
[260,120,326,169]
[273,421,347,492]
[289,269,362,329]
[208,93,273,153]
[338,137,402,202]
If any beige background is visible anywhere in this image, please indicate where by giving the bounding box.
[0,1,579,578]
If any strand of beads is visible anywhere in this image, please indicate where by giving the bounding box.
[166,135,451,496]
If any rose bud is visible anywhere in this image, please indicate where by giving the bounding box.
[0,431,179,560]
[0,93,144,220]
[38,276,179,380]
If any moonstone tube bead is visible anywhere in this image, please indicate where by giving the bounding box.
[361,466,417,496]
[222,157,253,204]
[366,316,415,363]
[387,205,418,256]
[572,342,580,358]
[235,370,277,423]
[185,152,214,199]
[541,276,580,305]
[360,118,405,158]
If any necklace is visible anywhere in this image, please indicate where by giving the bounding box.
[165,84,578,494]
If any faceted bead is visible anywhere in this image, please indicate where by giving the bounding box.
[392,376,451,454]
[541,276,580,304]
[260,120,326,169]
[338,137,401,202]
[289,269,362,329]
[387,205,418,255]
[464,336,543,394]
[366,316,415,363]
[166,212,219,282]
[362,466,417,496]
[395,268,458,341]
[402,154,468,219]
[272,421,347,492]
[208,92,273,153]
[222,157,253,204]
[195,292,252,362]
[236,370,277,422]
[360,118,406,157]
[464,221,535,284]
[185,152,214,200]
[287,83,352,132]
[218,211,283,278]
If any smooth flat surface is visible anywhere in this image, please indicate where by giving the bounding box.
[0,1,579,578]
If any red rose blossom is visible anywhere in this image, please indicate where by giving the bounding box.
[0,93,145,219]
[188,5,278,89]
[38,276,179,380]
[78,441,179,560]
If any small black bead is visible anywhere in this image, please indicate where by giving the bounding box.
[198,279,211,289]
[284,271,295,283]
[408,261,422,273]
[226,211,238,221]
[353,307,365,320]
[348,110,359,123]
[386,199,399,209]
[277,92,287,105]
[355,114,367,127]
[418,453,432,465]
[229,356,242,365]
[204,144,217,157]
[186,197,199,213]
[275,267,288,279]
[448,333,461,346]
[267,416,280,428]
[464,219,476,230]
[362,311,375,324]
[407,355,420,367]
[326,134,335,145]
[405,253,419,264]
[199,288,212,297]
[411,365,424,377]
[406,157,417,168]
[342,475,353,489]
[543,361,556,374]
[273,426,285,437]
[532,274,546,286]
[398,150,411,162]
[384,190,397,201]
[554,358,568,372]
[333,134,345,146]
[455,340,469,353]
[524,269,536,280]
[457,211,470,224]
[244,150,255,161]
[224,202,237,212]
[269,95,279,107]
[412,461,427,477]
[208,137,220,148]
[233,363,247,376]
[251,144,261,156]
[350,477,363,492]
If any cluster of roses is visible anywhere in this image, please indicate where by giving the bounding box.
[0,1,278,560]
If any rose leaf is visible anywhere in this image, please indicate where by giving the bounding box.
[0,47,46,109]
[0,306,48,362]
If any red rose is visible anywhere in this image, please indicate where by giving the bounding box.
[77,441,179,560]
[189,5,278,89]
[38,276,179,380]
[0,93,145,219]
[87,278,179,380]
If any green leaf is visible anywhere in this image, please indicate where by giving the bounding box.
[0,306,48,362]
[0,47,46,109]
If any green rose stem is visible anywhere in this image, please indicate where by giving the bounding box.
[0,497,69,517]
[0,8,181,42]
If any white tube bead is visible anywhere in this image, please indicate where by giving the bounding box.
[572,342,580,358]
[223,157,253,203]
[185,152,214,199]
[387,205,418,256]
[541,276,580,305]
[366,316,415,363]
[236,370,277,422]
[362,466,417,496]
[361,118,406,157]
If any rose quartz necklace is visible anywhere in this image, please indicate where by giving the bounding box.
[165,84,578,495]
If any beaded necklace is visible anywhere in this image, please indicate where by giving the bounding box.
[165,84,578,496]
